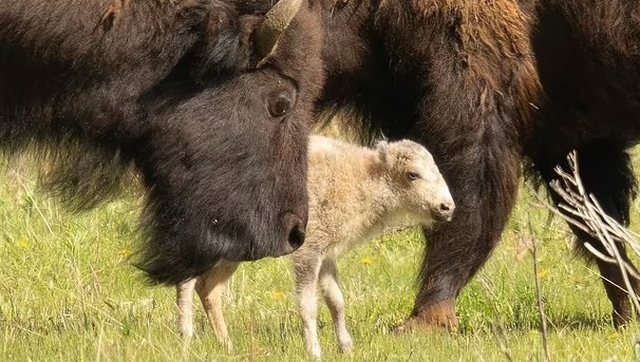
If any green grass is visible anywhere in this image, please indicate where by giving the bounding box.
[1,153,640,361]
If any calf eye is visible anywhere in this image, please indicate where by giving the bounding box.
[267,91,293,118]
[407,171,420,181]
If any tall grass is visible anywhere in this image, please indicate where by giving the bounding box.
[1,152,639,361]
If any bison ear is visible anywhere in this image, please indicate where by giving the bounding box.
[254,0,304,60]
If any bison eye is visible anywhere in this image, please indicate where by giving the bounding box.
[407,171,420,181]
[267,91,293,118]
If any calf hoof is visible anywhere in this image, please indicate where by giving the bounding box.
[338,334,353,354]
[393,299,459,335]
[178,325,194,339]
[221,339,234,354]
[308,346,322,359]
[305,341,322,359]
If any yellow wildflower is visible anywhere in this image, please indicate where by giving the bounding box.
[270,291,286,301]
[537,270,548,280]
[16,239,29,250]
[118,247,133,259]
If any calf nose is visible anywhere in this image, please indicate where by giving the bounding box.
[433,200,455,222]
[281,212,306,255]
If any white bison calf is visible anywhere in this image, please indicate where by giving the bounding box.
[176,135,454,357]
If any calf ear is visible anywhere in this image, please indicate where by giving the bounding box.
[254,0,303,60]
[375,140,389,166]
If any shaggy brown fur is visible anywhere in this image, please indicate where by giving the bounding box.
[316,0,542,330]
[525,0,640,327]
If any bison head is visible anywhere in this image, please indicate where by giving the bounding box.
[137,0,324,284]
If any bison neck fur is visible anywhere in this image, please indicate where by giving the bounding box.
[0,0,262,208]
[0,0,325,284]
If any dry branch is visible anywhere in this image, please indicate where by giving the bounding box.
[547,151,640,316]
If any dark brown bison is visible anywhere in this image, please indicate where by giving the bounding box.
[526,0,640,327]
[317,0,640,330]
[0,0,325,284]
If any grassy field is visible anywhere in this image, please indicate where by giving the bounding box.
[1,152,640,361]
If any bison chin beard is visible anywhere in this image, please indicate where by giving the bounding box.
[136,205,307,285]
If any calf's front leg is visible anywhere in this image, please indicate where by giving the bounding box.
[318,258,352,353]
[293,254,323,358]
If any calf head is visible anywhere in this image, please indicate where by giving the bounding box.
[138,0,324,284]
[377,140,455,224]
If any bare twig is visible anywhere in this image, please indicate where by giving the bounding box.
[546,151,640,319]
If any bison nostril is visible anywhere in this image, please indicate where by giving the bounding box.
[282,213,306,253]
[288,221,305,249]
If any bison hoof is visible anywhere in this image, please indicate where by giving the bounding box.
[612,309,633,329]
[393,300,459,335]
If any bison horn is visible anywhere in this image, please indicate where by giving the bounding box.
[255,0,303,58]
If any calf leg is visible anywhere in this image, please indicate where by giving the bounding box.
[318,258,352,353]
[195,262,240,351]
[539,142,639,327]
[177,278,197,337]
[293,254,323,358]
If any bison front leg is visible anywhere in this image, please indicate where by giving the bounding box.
[399,142,521,332]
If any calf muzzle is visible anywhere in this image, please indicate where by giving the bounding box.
[431,200,455,222]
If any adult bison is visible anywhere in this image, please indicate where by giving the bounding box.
[0,0,324,284]
[313,0,541,330]
[315,0,640,329]
[526,0,640,327]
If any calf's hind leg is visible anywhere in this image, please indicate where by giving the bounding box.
[318,258,353,353]
[195,262,240,350]
[539,142,640,327]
